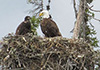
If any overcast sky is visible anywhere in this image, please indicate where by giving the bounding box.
[0,0,100,46]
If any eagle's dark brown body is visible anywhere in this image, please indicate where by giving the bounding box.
[40,18,62,37]
[15,16,31,35]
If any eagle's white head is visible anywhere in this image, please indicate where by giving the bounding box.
[39,10,49,18]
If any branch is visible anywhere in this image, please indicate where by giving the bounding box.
[90,8,100,12]
[93,17,100,22]
[73,0,77,18]
[88,14,100,22]
[88,5,100,12]
[41,53,52,70]
[28,0,43,16]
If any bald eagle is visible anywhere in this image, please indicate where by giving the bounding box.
[15,16,31,35]
[39,10,62,37]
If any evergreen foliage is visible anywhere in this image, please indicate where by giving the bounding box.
[82,7,99,47]
[31,16,41,35]
[85,6,99,47]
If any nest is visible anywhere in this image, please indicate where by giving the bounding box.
[0,33,96,70]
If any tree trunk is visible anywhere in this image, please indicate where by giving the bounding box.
[73,0,84,39]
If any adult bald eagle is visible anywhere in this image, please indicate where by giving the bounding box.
[15,16,31,35]
[39,10,62,37]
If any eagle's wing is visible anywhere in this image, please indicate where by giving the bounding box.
[15,21,31,35]
[15,22,23,35]
[40,18,62,37]
[47,18,62,37]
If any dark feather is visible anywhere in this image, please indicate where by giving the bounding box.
[40,18,62,37]
[15,16,31,35]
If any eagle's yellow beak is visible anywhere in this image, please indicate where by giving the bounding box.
[39,13,43,17]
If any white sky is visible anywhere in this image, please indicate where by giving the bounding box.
[0,0,100,46]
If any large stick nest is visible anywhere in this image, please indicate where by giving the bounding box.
[0,33,98,70]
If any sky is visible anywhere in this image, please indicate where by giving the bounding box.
[0,0,100,46]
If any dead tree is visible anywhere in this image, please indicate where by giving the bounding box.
[73,0,87,39]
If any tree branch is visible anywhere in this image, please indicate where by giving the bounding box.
[89,8,100,12]
[73,0,77,18]
[88,14,100,22]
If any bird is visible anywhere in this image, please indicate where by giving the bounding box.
[39,10,62,37]
[15,16,31,35]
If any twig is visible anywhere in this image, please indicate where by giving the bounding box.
[89,8,100,12]
[56,42,65,48]
[89,22,94,28]
[88,14,100,22]
[41,0,43,10]
[80,57,85,70]
[93,17,100,22]
[41,53,52,70]
[90,8,100,12]
[87,5,100,12]
[47,42,54,50]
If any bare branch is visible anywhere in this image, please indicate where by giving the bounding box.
[93,17,100,22]
[87,5,100,12]
[73,0,77,18]
[88,14,100,22]
[89,8,100,12]
[41,53,52,70]
[28,0,43,16]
